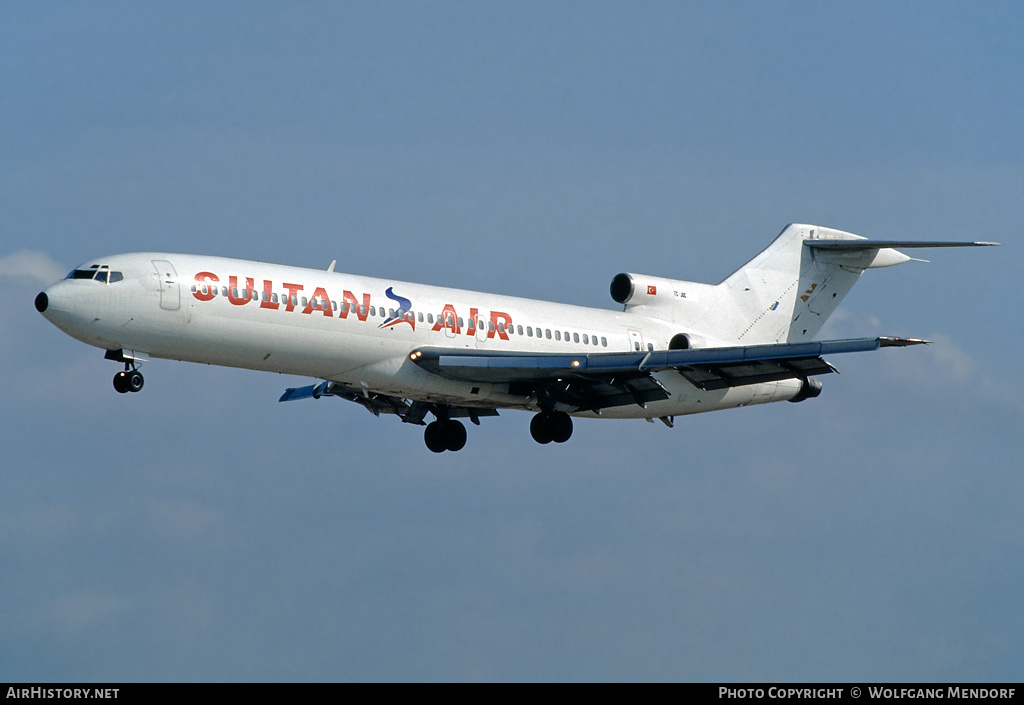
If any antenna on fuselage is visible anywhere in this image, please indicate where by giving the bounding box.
[327,260,336,273]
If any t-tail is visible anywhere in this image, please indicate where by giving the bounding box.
[610,223,997,346]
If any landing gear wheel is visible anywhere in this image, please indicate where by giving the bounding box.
[530,412,573,444]
[443,420,467,452]
[424,419,468,452]
[113,371,130,394]
[530,413,553,444]
[549,411,573,443]
[126,369,144,393]
[424,421,447,453]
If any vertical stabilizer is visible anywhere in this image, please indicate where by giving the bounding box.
[616,224,994,346]
[718,224,880,344]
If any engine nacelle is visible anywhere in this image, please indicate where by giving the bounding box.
[788,377,823,403]
[609,272,685,306]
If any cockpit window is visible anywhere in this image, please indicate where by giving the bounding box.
[65,265,124,283]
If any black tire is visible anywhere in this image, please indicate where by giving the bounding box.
[113,371,129,394]
[126,370,144,393]
[424,421,447,453]
[549,412,573,443]
[443,420,467,452]
[530,413,553,444]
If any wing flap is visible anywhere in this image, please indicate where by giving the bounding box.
[676,357,837,392]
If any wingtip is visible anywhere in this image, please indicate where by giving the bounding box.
[879,336,930,347]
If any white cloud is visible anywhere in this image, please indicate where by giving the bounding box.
[0,250,66,285]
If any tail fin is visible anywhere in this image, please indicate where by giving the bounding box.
[713,224,995,345]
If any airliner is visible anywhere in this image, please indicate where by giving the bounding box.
[35,224,994,452]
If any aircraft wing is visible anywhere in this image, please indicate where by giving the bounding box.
[278,379,499,425]
[408,337,927,411]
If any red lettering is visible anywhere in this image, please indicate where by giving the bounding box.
[340,290,370,321]
[431,304,461,334]
[282,282,304,312]
[192,271,219,302]
[228,276,255,306]
[488,311,512,340]
[302,286,333,316]
[260,279,279,310]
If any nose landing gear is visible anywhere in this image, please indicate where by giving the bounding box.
[113,365,144,394]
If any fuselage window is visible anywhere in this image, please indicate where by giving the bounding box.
[527,326,533,337]
[554,330,561,341]
[545,329,552,339]
[517,325,524,336]
[369,306,376,316]
[582,334,588,344]
[573,332,579,343]
[601,337,608,347]
[458,317,464,328]
[427,313,433,324]
[418,312,424,323]
[497,322,505,334]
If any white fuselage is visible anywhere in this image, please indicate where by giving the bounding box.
[38,252,804,419]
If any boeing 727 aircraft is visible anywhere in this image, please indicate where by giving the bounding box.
[35,224,994,452]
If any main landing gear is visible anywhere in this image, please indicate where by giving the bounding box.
[424,419,467,453]
[112,364,144,394]
[530,411,573,444]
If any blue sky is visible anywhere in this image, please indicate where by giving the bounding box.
[1,2,1021,681]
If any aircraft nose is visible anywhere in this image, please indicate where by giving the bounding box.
[35,281,78,324]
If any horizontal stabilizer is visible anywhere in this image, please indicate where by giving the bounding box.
[806,240,998,250]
